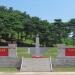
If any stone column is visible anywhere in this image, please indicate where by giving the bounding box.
[35,34,41,56]
[8,41,17,58]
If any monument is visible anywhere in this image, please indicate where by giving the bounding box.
[0,35,52,72]
[0,41,17,57]
[55,44,75,66]
[20,34,53,72]
[8,42,17,57]
[32,34,47,58]
[0,41,21,68]
[35,34,41,56]
[27,34,49,58]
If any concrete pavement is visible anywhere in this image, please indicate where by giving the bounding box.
[0,72,75,75]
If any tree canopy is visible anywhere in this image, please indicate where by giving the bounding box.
[0,6,74,46]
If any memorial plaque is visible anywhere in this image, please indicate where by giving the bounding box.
[0,48,8,56]
[0,43,19,68]
[55,44,75,66]
[65,48,75,56]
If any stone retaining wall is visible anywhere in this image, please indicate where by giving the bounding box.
[0,57,21,68]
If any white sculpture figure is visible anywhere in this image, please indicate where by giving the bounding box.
[35,34,41,56]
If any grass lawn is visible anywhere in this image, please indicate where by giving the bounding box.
[0,68,18,72]
[54,67,75,72]
[43,47,57,59]
[17,47,32,58]
[17,47,58,58]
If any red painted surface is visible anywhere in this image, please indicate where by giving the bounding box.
[65,48,75,56]
[0,48,8,56]
[32,56,48,58]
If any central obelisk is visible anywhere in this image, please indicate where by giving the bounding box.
[32,34,47,58]
[32,34,41,58]
[35,34,41,56]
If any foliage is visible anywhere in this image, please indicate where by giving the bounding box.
[0,6,74,46]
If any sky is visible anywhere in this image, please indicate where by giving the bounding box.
[0,0,75,22]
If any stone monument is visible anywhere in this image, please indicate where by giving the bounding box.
[8,41,17,57]
[32,34,43,58]
[20,34,53,72]
[55,44,75,66]
[0,41,21,68]
[27,34,48,58]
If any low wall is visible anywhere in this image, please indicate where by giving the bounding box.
[0,57,21,68]
[54,58,75,66]
[23,47,49,56]
[55,44,75,67]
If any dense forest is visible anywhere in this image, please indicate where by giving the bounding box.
[0,6,75,46]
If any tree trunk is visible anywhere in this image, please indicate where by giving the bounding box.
[17,32,20,39]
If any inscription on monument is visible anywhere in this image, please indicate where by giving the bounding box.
[0,48,8,56]
[65,48,75,56]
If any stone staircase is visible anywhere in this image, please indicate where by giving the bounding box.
[20,58,53,72]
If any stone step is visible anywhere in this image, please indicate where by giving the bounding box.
[20,58,52,72]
